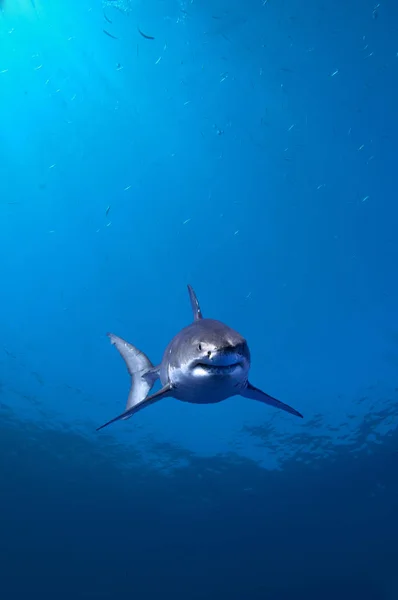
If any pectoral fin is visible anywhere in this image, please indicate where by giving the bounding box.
[96,383,173,432]
[241,382,303,418]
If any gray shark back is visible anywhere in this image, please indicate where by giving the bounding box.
[160,318,249,374]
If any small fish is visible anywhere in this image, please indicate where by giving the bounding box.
[103,29,118,40]
[4,347,16,358]
[32,371,44,385]
[105,205,111,216]
[138,27,155,40]
[104,11,112,24]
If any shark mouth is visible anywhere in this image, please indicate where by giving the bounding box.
[195,361,243,375]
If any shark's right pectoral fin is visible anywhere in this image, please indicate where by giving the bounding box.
[96,383,173,432]
[107,333,159,416]
[240,382,303,419]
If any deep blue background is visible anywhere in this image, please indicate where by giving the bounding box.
[1,0,397,598]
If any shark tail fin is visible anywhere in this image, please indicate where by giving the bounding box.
[107,333,159,418]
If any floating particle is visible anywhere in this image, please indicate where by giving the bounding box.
[124,185,131,191]
[182,218,191,225]
[330,69,339,77]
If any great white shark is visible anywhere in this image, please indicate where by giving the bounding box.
[97,285,303,431]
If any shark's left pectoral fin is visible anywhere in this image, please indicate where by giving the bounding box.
[96,383,173,432]
[241,382,303,419]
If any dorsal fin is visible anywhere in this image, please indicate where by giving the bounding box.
[187,284,203,320]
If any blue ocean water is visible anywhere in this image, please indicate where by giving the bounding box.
[1,0,398,597]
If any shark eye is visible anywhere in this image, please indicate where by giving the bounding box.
[198,343,202,351]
